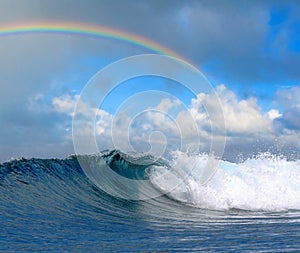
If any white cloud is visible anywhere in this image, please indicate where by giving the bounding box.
[52,94,77,115]
[155,98,181,112]
[46,85,300,160]
[186,85,276,139]
[267,109,282,120]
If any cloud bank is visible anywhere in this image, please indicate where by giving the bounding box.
[44,85,300,162]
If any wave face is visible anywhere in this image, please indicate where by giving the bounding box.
[1,150,300,252]
[2,151,300,212]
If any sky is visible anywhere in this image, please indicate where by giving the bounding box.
[1,0,300,162]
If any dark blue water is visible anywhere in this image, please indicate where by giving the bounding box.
[1,151,300,252]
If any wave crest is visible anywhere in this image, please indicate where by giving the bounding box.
[149,151,300,211]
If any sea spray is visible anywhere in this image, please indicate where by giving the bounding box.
[149,151,300,211]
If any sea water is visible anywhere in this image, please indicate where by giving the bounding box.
[1,150,300,252]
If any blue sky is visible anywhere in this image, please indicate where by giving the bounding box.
[1,0,300,161]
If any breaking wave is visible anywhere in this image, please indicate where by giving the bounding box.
[1,150,300,212]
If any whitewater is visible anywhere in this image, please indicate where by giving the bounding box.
[150,151,300,211]
[1,150,300,252]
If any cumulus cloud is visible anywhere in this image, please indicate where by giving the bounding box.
[2,82,299,162]
[47,85,300,162]
[52,94,78,115]
[195,85,277,136]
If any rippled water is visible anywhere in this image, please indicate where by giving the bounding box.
[1,151,300,252]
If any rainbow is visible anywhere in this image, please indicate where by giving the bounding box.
[0,21,184,59]
[0,22,277,140]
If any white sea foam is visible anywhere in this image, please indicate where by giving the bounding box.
[149,152,300,211]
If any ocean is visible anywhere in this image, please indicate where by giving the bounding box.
[1,150,300,252]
